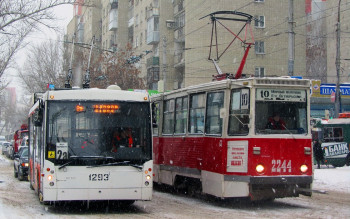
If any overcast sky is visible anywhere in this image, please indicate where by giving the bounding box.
[4,3,74,96]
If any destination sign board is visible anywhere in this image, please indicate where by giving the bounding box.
[256,89,306,102]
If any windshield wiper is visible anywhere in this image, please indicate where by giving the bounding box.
[58,160,75,169]
[58,156,115,169]
[87,161,143,170]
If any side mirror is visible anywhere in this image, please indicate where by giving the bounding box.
[33,102,43,126]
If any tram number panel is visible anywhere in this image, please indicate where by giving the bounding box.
[271,159,292,173]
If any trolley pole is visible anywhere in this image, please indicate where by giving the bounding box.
[288,0,295,76]
[335,0,342,118]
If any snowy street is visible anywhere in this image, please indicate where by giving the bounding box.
[0,154,349,218]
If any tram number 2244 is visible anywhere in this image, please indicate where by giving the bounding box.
[271,159,292,173]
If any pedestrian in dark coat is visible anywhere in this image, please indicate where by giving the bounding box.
[313,140,324,169]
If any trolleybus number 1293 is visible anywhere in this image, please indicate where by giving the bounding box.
[89,173,110,181]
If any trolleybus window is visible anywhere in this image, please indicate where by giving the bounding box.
[189,93,205,134]
[175,97,188,134]
[323,127,343,142]
[163,99,175,134]
[228,89,250,135]
[205,92,224,135]
[46,101,152,164]
[255,88,308,134]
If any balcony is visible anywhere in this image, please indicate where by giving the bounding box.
[147,56,159,67]
[147,16,159,45]
[147,31,159,45]
[174,52,185,68]
[174,27,184,42]
[109,9,118,31]
[128,17,134,27]
[146,7,159,20]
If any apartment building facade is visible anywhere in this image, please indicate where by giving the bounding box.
[67,0,350,92]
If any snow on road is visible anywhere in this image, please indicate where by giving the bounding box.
[0,153,349,218]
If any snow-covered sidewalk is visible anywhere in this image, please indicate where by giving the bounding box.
[313,165,350,193]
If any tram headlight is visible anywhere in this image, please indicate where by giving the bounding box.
[300,164,308,173]
[146,175,151,180]
[256,164,265,173]
[47,175,53,181]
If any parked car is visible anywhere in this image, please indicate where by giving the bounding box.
[5,142,13,159]
[7,143,14,159]
[1,141,10,155]
[13,147,29,181]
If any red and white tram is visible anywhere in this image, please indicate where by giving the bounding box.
[151,77,313,200]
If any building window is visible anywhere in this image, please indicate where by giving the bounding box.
[140,33,143,46]
[254,15,265,28]
[255,41,265,54]
[175,11,185,29]
[255,67,265,77]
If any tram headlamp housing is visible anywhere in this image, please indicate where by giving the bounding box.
[300,164,308,173]
[146,175,151,180]
[256,164,265,173]
[47,175,53,181]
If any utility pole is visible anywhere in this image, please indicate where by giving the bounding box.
[288,0,295,76]
[335,0,342,118]
[162,36,167,91]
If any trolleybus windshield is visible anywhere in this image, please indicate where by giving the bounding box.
[255,88,308,134]
[46,101,152,165]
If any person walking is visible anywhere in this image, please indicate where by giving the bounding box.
[313,140,324,169]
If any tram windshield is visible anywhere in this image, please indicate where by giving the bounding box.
[46,101,152,165]
[255,88,308,134]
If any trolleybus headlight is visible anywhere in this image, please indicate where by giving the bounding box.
[300,164,308,173]
[146,175,151,180]
[47,175,53,181]
[256,164,265,173]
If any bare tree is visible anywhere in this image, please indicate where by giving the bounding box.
[0,0,75,79]
[86,44,146,90]
[18,39,66,93]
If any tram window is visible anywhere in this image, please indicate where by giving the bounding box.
[163,99,175,134]
[206,92,224,135]
[323,127,343,142]
[255,101,307,134]
[189,93,205,134]
[152,102,160,136]
[228,89,250,136]
[254,88,308,134]
[175,97,188,134]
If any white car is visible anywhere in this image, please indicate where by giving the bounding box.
[1,141,10,155]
